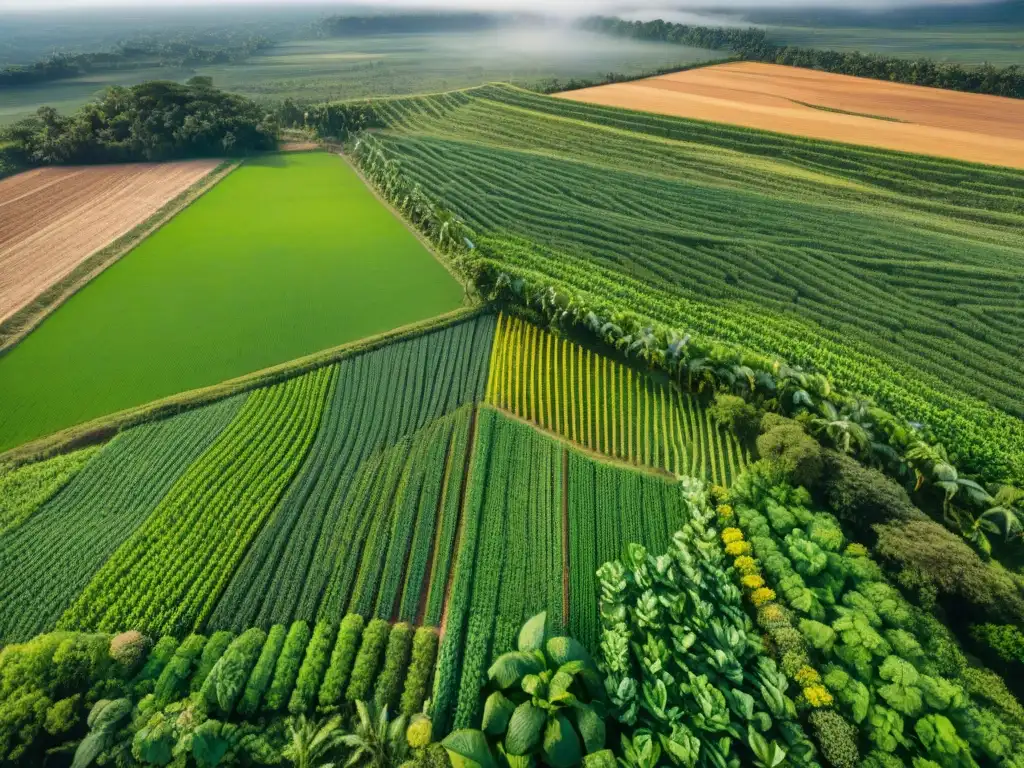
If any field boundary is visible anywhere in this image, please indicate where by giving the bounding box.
[0,305,492,469]
[338,151,475,301]
[0,160,239,356]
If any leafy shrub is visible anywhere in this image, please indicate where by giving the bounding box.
[190,631,233,693]
[346,619,390,703]
[289,621,336,715]
[374,622,414,713]
[237,624,286,718]
[202,628,266,718]
[972,624,1024,665]
[401,627,439,716]
[709,393,761,442]
[109,631,148,669]
[808,708,859,768]
[756,421,823,487]
[264,621,310,713]
[153,634,206,707]
[874,520,1024,623]
[132,636,178,697]
[318,614,363,712]
[819,451,926,528]
[43,694,80,737]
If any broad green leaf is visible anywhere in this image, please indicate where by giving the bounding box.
[505,702,547,755]
[489,652,546,690]
[518,613,547,653]
[483,691,517,736]
[443,729,497,768]
[573,703,606,754]
[546,637,596,670]
[543,714,582,768]
[192,720,232,767]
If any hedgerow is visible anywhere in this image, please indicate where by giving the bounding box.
[318,614,364,712]
[237,624,286,718]
[346,619,390,703]
[264,621,310,713]
[374,622,414,713]
[400,627,438,716]
[201,628,266,718]
[288,621,336,715]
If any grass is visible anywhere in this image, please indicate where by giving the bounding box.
[0,30,720,126]
[0,151,464,452]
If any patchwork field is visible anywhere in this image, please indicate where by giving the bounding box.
[0,151,464,452]
[363,84,1024,485]
[4,309,1018,767]
[0,160,219,322]
[556,62,1024,168]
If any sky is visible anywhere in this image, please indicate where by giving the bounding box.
[0,0,989,9]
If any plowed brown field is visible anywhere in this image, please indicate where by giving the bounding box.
[0,160,219,322]
[556,62,1024,168]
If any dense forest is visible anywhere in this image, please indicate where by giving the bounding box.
[1,78,277,165]
[0,34,273,90]
[582,16,1024,98]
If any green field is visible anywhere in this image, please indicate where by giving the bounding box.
[767,24,1024,66]
[358,84,1024,485]
[0,151,463,452]
[0,30,720,126]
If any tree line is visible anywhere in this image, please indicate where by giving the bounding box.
[0,35,273,90]
[316,12,510,37]
[1,78,277,166]
[581,16,1024,99]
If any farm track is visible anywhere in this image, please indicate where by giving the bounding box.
[556,62,1024,169]
[0,160,220,323]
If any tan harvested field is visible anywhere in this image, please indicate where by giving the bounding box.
[0,160,219,322]
[556,62,1024,168]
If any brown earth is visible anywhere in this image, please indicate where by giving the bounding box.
[556,62,1024,169]
[0,160,219,322]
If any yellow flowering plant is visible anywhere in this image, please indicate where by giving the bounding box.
[750,587,776,606]
[721,528,744,544]
[741,574,766,590]
[725,541,752,557]
[734,555,759,576]
[795,666,821,687]
[803,684,834,708]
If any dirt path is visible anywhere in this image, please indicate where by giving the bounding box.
[0,160,221,323]
[556,62,1024,169]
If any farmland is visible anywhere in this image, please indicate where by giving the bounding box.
[0,160,220,322]
[363,84,1024,484]
[0,151,464,452]
[556,62,1024,168]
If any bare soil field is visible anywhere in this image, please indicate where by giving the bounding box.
[556,62,1024,168]
[0,160,219,322]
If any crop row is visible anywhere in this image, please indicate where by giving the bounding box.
[0,395,244,643]
[207,314,495,631]
[486,313,748,485]
[566,450,691,650]
[433,408,564,735]
[58,367,334,637]
[0,445,99,537]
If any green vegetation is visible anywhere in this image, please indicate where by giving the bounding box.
[206,315,493,631]
[349,84,1024,489]
[0,396,243,644]
[0,446,98,536]
[487,313,749,484]
[0,29,720,126]
[58,367,333,637]
[2,78,277,164]
[0,151,464,452]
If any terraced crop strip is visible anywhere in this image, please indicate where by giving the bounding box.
[207,314,495,631]
[60,368,333,637]
[0,446,99,537]
[0,395,244,643]
[433,408,565,735]
[486,313,748,485]
[371,84,1024,484]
